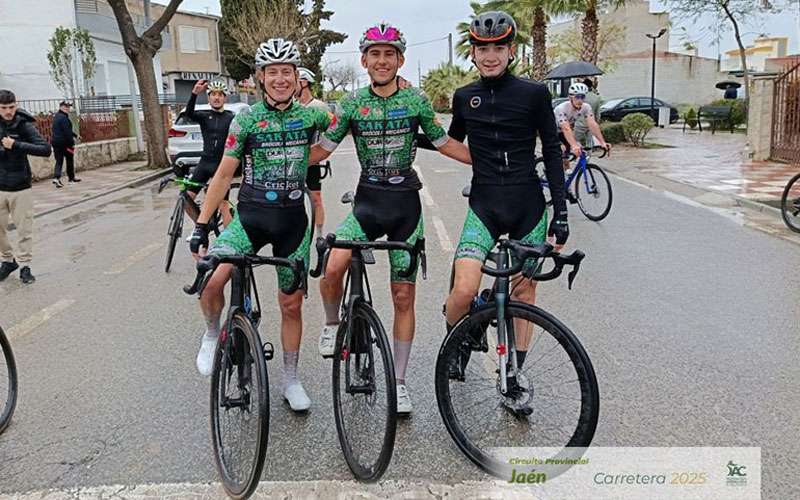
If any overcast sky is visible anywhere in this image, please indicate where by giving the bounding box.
[169,0,800,85]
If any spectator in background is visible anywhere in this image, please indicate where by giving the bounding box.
[0,89,52,284]
[724,85,738,100]
[51,100,80,188]
[574,78,603,149]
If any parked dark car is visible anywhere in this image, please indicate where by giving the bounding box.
[599,97,679,123]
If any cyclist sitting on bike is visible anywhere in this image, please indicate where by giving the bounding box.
[183,80,236,226]
[442,11,567,411]
[308,22,471,415]
[296,67,330,240]
[189,38,333,412]
[554,82,610,171]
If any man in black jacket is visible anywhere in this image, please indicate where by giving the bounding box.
[51,100,80,187]
[0,89,52,284]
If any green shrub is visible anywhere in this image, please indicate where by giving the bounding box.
[684,108,698,129]
[600,122,625,144]
[708,99,747,129]
[621,112,655,147]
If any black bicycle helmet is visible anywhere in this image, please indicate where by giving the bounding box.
[469,11,517,46]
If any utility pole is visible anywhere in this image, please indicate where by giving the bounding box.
[418,59,422,87]
[448,33,453,65]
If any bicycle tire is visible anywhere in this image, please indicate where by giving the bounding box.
[435,302,599,480]
[780,172,800,233]
[164,197,184,273]
[0,328,18,435]
[210,312,270,499]
[332,301,397,482]
[575,164,613,221]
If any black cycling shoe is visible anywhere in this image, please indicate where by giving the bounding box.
[20,266,35,284]
[0,260,19,282]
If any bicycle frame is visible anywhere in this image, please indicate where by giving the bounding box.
[485,248,518,397]
[539,153,591,195]
[340,250,377,395]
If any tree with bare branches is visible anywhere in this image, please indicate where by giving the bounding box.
[324,62,358,93]
[107,0,182,168]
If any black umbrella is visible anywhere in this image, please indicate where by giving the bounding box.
[716,80,742,90]
[545,61,604,80]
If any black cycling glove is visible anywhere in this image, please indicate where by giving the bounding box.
[548,210,569,245]
[189,223,210,254]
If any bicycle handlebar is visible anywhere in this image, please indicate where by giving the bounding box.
[481,239,585,289]
[309,233,427,280]
[184,253,306,296]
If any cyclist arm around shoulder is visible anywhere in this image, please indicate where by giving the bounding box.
[309,96,353,165]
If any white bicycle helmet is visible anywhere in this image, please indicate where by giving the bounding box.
[206,80,228,95]
[297,67,316,82]
[255,38,301,68]
[568,82,589,96]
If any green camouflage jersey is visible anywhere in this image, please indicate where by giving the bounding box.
[224,100,331,207]
[319,86,448,190]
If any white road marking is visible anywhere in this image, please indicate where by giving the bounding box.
[416,166,455,252]
[6,299,75,340]
[103,242,162,275]
[0,480,532,500]
[433,216,455,252]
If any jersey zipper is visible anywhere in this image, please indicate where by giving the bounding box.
[280,110,288,205]
[382,96,387,180]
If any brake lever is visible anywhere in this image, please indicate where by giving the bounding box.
[565,250,585,290]
[421,248,427,280]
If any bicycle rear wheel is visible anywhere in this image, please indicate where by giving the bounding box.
[332,301,397,482]
[780,172,800,233]
[435,302,599,480]
[210,312,270,499]
[0,328,18,435]
[575,164,612,221]
[164,197,184,273]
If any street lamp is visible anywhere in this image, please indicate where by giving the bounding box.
[645,28,668,121]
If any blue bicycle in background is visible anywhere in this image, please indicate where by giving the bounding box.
[537,146,612,221]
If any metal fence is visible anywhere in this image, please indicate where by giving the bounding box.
[16,94,182,143]
[772,62,800,163]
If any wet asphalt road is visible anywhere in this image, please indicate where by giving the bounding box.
[0,139,798,498]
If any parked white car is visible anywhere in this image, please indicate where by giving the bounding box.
[167,101,251,168]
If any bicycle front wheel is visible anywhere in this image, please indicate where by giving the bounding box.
[332,301,397,482]
[164,197,184,273]
[210,312,270,499]
[435,302,599,480]
[575,164,612,221]
[780,172,800,233]
[0,328,18,435]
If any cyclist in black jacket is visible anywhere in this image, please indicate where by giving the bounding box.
[183,80,235,225]
[442,12,568,367]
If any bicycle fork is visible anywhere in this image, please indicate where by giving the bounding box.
[494,250,520,396]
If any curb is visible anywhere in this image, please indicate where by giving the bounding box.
[34,168,171,219]
[604,165,783,219]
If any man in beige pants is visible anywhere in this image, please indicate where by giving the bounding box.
[0,89,52,284]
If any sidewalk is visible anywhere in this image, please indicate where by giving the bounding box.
[30,161,168,217]
[608,127,797,207]
[601,126,800,245]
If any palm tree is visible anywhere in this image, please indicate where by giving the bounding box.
[565,0,629,64]
[422,63,478,111]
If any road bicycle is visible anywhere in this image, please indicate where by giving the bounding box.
[184,252,305,499]
[309,191,426,481]
[158,175,239,273]
[0,325,18,435]
[537,146,612,221]
[780,172,800,233]
[436,233,599,480]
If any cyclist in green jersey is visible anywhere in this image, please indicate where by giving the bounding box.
[189,38,332,412]
[309,22,471,414]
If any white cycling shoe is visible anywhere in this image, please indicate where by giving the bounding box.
[396,384,413,415]
[283,379,311,412]
[196,333,218,377]
[319,325,337,357]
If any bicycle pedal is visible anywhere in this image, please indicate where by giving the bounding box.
[263,341,274,361]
